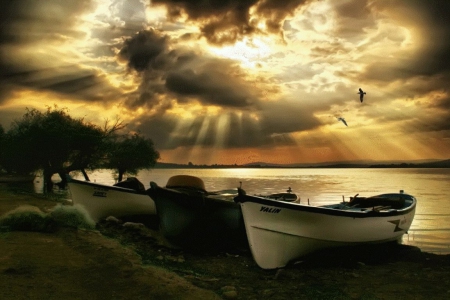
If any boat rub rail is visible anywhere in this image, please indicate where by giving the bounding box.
[234,189,416,218]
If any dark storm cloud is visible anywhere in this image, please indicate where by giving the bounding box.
[333,0,374,39]
[424,93,450,134]
[253,0,311,33]
[358,0,450,81]
[0,0,124,104]
[327,0,450,83]
[151,0,258,44]
[0,63,123,103]
[130,99,321,150]
[310,39,350,56]
[326,0,450,137]
[118,30,170,72]
[149,0,312,44]
[117,28,328,150]
[165,69,254,107]
[0,0,94,45]
[432,95,450,111]
[118,29,260,110]
[131,112,263,150]
[398,112,450,136]
[259,100,320,134]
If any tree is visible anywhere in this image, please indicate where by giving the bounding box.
[2,106,107,191]
[2,106,159,191]
[104,133,160,182]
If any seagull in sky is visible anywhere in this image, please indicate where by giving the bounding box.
[337,117,348,127]
[358,88,366,103]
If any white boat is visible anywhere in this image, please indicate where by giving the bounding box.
[67,176,156,222]
[234,189,417,269]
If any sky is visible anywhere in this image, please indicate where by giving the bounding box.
[1,0,449,165]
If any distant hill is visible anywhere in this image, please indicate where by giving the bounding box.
[154,162,187,168]
[370,159,450,168]
[154,159,450,169]
[419,159,450,167]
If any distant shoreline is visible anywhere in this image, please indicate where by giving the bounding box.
[1,159,448,183]
[154,159,450,169]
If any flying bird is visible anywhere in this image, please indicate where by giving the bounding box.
[358,88,366,103]
[337,117,347,126]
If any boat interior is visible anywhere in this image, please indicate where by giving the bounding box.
[113,177,145,191]
[322,193,414,212]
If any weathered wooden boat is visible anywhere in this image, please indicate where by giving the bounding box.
[255,187,299,202]
[234,189,417,269]
[146,175,246,248]
[67,175,156,222]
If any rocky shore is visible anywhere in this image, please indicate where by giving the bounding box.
[1,183,449,299]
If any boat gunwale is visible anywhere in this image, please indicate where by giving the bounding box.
[147,182,240,207]
[234,192,416,218]
[67,177,147,195]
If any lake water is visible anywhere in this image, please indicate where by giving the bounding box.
[68,167,450,255]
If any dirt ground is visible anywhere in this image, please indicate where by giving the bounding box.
[1,182,449,300]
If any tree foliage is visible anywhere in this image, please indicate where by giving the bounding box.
[1,107,107,190]
[104,133,160,182]
[0,106,159,192]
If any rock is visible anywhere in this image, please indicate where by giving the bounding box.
[222,290,238,299]
[105,216,121,224]
[122,222,145,230]
[261,289,276,297]
[221,286,237,299]
[165,255,185,263]
[274,269,284,279]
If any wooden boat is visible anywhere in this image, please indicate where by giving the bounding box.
[67,176,156,222]
[234,189,417,269]
[255,187,299,202]
[146,175,246,248]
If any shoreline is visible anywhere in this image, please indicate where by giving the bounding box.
[1,184,449,299]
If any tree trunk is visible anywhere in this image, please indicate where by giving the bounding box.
[118,169,125,182]
[43,169,54,193]
[57,171,68,189]
[81,169,90,181]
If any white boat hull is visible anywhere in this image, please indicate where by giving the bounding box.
[236,192,416,269]
[68,179,156,222]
